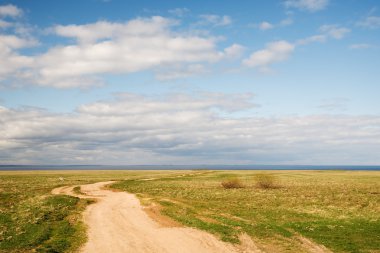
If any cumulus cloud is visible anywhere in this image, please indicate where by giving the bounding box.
[54,17,173,44]
[154,44,244,80]
[0,4,22,18]
[244,24,349,72]
[0,6,38,83]
[223,43,245,58]
[243,23,348,72]
[357,16,380,29]
[1,15,241,88]
[199,14,232,26]
[0,5,241,87]
[284,0,329,12]
[258,22,274,31]
[37,18,223,87]
[1,93,380,165]
[243,40,295,72]
[0,34,36,78]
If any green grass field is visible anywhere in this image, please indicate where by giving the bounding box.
[112,170,380,253]
[1,170,379,252]
[0,170,186,253]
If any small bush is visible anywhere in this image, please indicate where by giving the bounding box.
[254,173,278,189]
[73,186,82,195]
[221,178,245,189]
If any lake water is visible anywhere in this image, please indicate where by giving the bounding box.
[1,165,380,171]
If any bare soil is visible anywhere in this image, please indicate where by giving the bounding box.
[52,181,257,253]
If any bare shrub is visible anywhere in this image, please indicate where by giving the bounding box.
[221,178,245,189]
[254,173,278,189]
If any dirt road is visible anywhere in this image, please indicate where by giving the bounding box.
[52,181,258,253]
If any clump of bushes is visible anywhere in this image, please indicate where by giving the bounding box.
[221,178,245,189]
[254,173,278,189]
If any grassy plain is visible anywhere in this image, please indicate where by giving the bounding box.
[0,170,186,253]
[0,170,379,252]
[113,170,380,253]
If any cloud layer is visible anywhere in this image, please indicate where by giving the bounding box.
[1,93,379,165]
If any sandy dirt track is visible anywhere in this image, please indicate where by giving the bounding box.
[52,181,258,253]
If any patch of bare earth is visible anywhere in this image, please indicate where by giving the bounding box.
[143,202,182,228]
[52,181,260,253]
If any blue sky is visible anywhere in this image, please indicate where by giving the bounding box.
[1,0,380,165]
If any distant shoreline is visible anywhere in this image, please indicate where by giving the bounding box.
[1,165,380,171]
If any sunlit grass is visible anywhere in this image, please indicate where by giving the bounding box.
[0,170,189,253]
[1,170,379,252]
[112,170,380,252]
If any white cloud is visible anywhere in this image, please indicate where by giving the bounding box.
[296,25,350,45]
[349,43,373,50]
[0,6,38,82]
[0,35,35,78]
[223,43,245,58]
[243,40,295,72]
[253,16,293,31]
[54,17,173,44]
[245,24,348,72]
[1,16,239,88]
[1,93,380,165]
[0,19,11,28]
[0,7,240,87]
[0,34,35,49]
[319,25,350,39]
[259,21,274,31]
[155,44,244,80]
[284,0,329,12]
[296,34,326,45]
[0,4,22,18]
[199,14,232,26]
[357,16,380,29]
